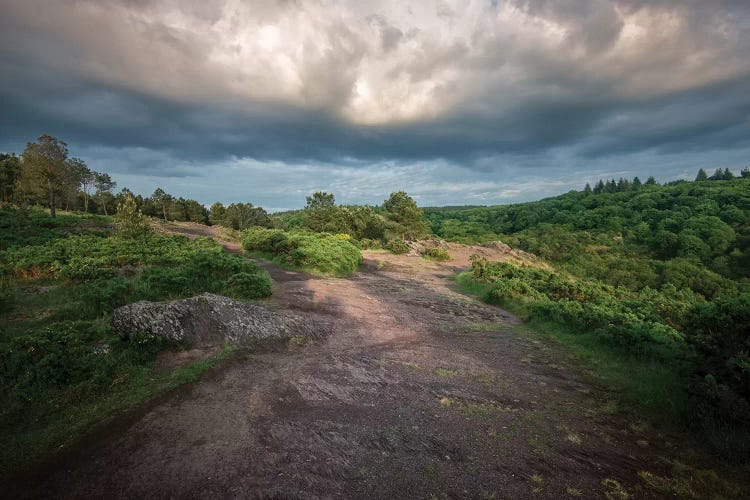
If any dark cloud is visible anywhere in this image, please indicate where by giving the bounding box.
[1,0,749,206]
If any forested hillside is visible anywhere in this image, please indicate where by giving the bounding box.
[427,174,750,292]
[433,173,750,459]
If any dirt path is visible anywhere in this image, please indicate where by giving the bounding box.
[13,224,686,499]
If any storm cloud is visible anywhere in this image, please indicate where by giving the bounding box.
[1,0,749,207]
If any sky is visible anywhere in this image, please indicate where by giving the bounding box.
[1,0,749,211]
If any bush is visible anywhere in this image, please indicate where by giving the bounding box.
[60,255,115,281]
[471,258,684,356]
[224,272,272,299]
[422,247,451,261]
[241,228,362,276]
[359,238,382,250]
[386,239,409,254]
[0,274,14,308]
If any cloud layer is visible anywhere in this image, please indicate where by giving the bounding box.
[1,0,749,206]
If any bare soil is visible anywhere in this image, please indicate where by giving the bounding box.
[8,223,712,498]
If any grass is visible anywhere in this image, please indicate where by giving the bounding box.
[1,345,235,477]
[454,271,689,428]
[0,208,273,479]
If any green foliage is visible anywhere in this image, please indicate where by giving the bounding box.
[0,209,272,474]
[466,254,750,460]
[0,274,14,308]
[470,258,684,355]
[305,191,335,209]
[0,153,22,203]
[241,227,362,276]
[383,191,430,239]
[426,178,750,292]
[686,295,750,429]
[422,247,451,261]
[358,238,383,250]
[212,202,272,230]
[115,193,150,238]
[0,207,111,251]
[386,239,409,254]
[225,272,273,299]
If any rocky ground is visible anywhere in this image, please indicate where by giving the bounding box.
[9,223,740,499]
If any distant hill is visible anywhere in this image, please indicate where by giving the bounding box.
[425,177,750,293]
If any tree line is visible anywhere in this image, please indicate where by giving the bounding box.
[1,135,429,240]
[0,135,211,223]
[583,167,750,196]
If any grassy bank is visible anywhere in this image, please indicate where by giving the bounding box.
[0,208,273,477]
[455,272,689,427]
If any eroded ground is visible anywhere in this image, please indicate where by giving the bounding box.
[9,225,735,499]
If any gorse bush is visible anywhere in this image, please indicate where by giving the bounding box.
[225,272,273,299]
[0,210,273,472]
[241,227,362,276]
[470,257,684,355]
[468,255,750,459]
[386,239,409,254]
[358,238,382,250]
[422,247,451,261]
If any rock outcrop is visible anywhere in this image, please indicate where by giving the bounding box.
[112,293,315,346]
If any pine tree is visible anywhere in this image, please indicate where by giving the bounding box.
[583,183,592,196]
[723,168,734,180]
[593,180,604,194]
[116,193,150,238]
[709,168,723,180]
[632,176,642,189]
[645,176,656,185]
[741,167,750,178]
[695,168,708,181]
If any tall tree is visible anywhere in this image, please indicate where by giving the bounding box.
[94,172,116,215]
[383,191,429,239]
[632,176,642,189]
[645,176,656,185]
[695,168,708,181]
[305,191,335,210]
[722,168,735,180]
[71,158,94,212]
[0,153,22,203]
[209,202,226,226]
[741,167,750,178]
[151,188,171,221]
[593,180,604,194]
[583,182,592,196]
[21,135,71,217]
[708,168,724,180]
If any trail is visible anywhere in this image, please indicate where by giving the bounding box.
[14,223,677,499]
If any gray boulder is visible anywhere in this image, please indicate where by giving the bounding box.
[112,293,315,346]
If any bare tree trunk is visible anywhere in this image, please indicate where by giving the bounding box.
[102,199,108,216]
[84,193,89,213]
[162,205,167,221]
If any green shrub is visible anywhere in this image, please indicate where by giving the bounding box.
[60,255,115,281]
[359,238,383,250]
[137,267,190,300]
[386,239,409,254]
[471,258,684,356]
[0,275,14,308]
[422,247,451,261]
[241,228,362,276]
[224,272,272,299]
